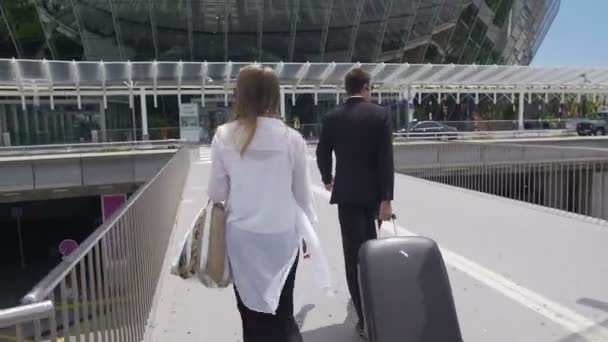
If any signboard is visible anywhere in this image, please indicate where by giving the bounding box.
[58,239,78,290]
[59,239,78,258]
[102,194,127,222]
[180,103,202,142]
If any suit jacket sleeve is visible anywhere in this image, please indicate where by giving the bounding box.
[316,114,334,185]
[377,109,394,201]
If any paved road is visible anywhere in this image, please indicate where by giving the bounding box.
[145,147,608,342]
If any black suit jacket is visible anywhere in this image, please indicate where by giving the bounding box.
[316,97,394,205]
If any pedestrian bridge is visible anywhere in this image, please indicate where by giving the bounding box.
[2,143,608,342]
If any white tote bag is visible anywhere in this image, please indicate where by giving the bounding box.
[170,201,232,288]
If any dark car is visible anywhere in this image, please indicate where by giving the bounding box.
[576,112,608,136]
[398,121,458,140]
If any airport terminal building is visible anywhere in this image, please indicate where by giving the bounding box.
[0,0,560,145]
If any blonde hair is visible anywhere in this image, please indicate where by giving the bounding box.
[233,64,280,156]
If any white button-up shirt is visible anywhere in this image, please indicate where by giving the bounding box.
[207,117,329,314]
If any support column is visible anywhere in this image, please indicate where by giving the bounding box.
[0,105,5,134]
[22,108,30,145]
[405,86,414,127]
[52,114,59,143]
[59,113,65,143]
[395,98,401,130]
[42,111,50,144]
[280,87,286,120]
[518,92,525,131]
[66,113,73,142]
[139,88,149,140]
[99,99,107,142]
[10,105,19,145]
[33,109,40,145]
[0,105,7,146]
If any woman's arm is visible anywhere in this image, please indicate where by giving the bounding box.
[207,133,229,203]
[292,135,318,226]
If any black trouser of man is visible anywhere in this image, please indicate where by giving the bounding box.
[338,203,378,328]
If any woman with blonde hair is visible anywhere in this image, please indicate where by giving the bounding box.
[207,64,329,341]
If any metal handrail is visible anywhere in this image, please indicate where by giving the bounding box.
[22,146,188,304]
[11,145,192,342]
[0,139,184,156]
[396,142,608,221]
[0,301,54,329]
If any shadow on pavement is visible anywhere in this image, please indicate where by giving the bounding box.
[301,301,364,342]
[577,298,608,313]
[296,304,316,328]
[556,298,608,342]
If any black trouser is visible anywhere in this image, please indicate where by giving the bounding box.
[233,255,302,342]
[338,204,378,327]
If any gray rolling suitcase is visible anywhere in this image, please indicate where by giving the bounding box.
[358,236,463,342]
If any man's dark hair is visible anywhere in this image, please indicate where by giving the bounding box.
[344,68,371,96]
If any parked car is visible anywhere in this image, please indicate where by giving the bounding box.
[576,112,608,136]
[398,121,458,140]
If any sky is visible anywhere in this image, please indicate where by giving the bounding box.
[532,0,608,67]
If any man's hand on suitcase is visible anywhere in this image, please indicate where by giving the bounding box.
[379,200,393,221]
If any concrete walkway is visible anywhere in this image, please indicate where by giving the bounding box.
[145,147,608,342]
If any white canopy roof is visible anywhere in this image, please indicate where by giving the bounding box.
[1,59,607,102]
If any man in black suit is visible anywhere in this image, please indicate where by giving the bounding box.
[316,67,395,337]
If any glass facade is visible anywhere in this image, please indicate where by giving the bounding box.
[0,0,559,65]
[0,1,561,146]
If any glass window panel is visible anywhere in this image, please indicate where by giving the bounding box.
[426,26,453,63]
[444,20,469,63]
[104,63,128,83]
[352,0,389,63]
[19,60,44,80]
[470,19,488,45]
[110,0,157,61]
[76,1,122,60]
[48,61,72,84]
[460,3,479,27]
[77,63,103,85]
[325,63,355,84]
[191,0,227,62]
[476,37,495,64]
[260,0,294,62]
[50,33,84,60]
[408,0,443,41]
[0,60,13,83]
[323,0,361,62]
[485,0,502,11]
[40,0,84,60]
[0,10,18,58]
[155,0,190,61]
[227,0,260,62]
[423,43,442,63]
[438,0,464,25]
[1,0,51,59]
[293,0,330,62]
[493,0,513,28]
[304,63,333,80]
[459,38,480,64]
[379,0,417,62]
[181,63,206,83]
[402,44,426,63]
[205,63,228,81]
[126,62,152,83]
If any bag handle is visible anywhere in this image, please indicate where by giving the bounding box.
[377,214,398,236]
